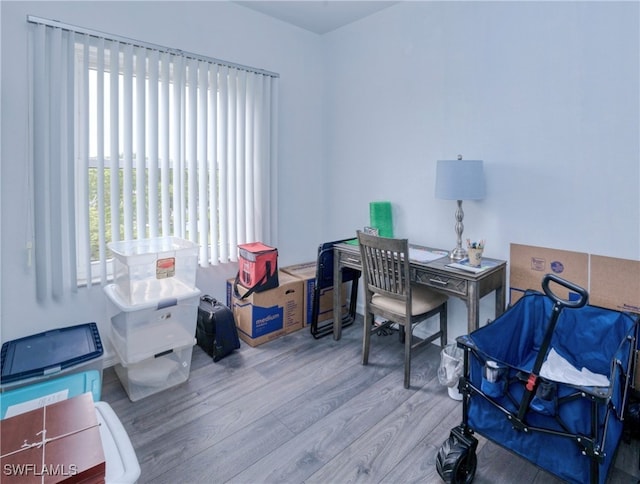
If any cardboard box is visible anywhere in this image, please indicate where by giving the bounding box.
[510,244,640,314]
[226,271,304,347]
[590,255,640,315]
[280,261,348,326]
[0,392,105,483]
[509,243,589,304]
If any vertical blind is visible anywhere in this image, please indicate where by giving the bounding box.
[28,17,279,302]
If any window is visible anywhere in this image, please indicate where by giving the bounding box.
[29,17,278,300]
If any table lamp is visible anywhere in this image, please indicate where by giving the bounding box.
[435,156,486,260]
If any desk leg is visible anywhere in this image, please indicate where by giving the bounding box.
[467,266,507,333]
[495,268,506,319]
[467,282,480,334]
[333,247,342,341]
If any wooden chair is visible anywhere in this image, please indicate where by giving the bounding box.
[357,230,448,388]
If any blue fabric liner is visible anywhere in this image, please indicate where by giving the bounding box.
[462,292,637,484]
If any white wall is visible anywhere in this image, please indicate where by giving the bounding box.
[0,1,326,351]
[1,1,638,352]
[323,1,640,339]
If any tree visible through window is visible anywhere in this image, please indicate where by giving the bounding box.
[87,166,177,261]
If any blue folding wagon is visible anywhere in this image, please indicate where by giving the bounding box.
[436,274,639,484]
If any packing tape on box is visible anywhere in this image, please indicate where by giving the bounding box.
[369,201,393,238]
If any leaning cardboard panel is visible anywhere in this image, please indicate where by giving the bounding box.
[590,255,640,315]
[509,243,589,304]
[590,255,640,390]
[280,261,348,326]
[0,392,105,483]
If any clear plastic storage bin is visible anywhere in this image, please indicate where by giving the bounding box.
[104,283,200,365]
[114,342,194,402]
[109,236,199,305]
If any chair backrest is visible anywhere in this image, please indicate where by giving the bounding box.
[357,231,411,305]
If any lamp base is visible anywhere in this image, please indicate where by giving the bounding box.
[449,199,467,261]
[449,247,467,261]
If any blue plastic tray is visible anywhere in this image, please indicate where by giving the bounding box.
[1,322,103,384]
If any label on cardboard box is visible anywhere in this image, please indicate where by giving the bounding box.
[236,303,283,338]
[509,243,588,304]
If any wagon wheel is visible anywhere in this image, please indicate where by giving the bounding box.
[436,434,477,484]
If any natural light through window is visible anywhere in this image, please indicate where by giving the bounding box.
[30,17,278,300]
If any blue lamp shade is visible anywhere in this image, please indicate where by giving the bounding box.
[435,159,486,200]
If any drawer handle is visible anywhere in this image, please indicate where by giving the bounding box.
[429,278,448,286]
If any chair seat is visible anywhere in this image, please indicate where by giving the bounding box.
[372,285,448,316]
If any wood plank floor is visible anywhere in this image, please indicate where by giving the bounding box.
[101,317,640,483]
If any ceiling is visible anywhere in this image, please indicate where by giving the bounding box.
[234,1,399,34]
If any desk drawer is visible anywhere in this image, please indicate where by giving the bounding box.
[338,250,362,269]
[413,268,467,297]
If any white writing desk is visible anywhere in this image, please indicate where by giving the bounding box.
[332,242,507,340]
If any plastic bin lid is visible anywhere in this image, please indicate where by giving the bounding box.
[103,283,201,312]
[95,401,141,484]
[108,236,198,257]
[0,323,103,384]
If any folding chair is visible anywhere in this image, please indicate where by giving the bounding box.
[310,238,361,339]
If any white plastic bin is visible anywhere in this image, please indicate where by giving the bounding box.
[114,342,194,402]
[95,401,141,484]
[104,283,200,365]
[109,237,198,306]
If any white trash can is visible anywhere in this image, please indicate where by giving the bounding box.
[438,344,464,401]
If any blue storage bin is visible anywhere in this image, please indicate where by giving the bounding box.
[0,369,102,419]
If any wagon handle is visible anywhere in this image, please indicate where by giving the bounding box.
[515,274,589,423]
[541,273,589,309]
